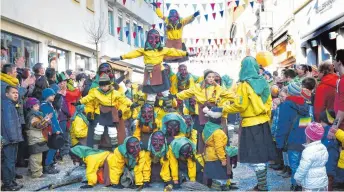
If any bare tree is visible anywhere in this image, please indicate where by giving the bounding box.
[84,13,107,67]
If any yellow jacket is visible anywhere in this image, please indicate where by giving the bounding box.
[154,100,178,129]
[222,82,272,127]
[187,129,198,145]
[70,116,88,146]
[176,75,196,92]
[167,147,196,182]
[142,151,171,182]
[80,88,132,115]
[121,48,187,66]
[84,151,111,186]
[133,121,159,141]
[202,129,227,162]
[335,129,344,168]
[176,84,235,106]
[108,148,145,185]
[156,8,195,40]
[170,74,178,95]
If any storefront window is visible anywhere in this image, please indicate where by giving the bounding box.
[1,32,39,68]
[75,54,90,70]
[48,46,69,72]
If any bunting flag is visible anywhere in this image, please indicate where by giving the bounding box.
[220,10,224,17]
[234,6,238,12]
[125,30,129,37]
[219,2,223,10]
[204,14,208,21]
[197,17,201,24]
[202,4,207,11]
[156,2,162,8]
[208,39,211,45]
[159,23,163,29]
[250,1,254,8]
[214,39,218,45]
[166,3,171,10]
[210,3,215,11]
[192,4,197,12]
[117,27,121,34]
[203,39,206,44]
[184,4,188,8]
[133,32,137,38]
[212,13,216,20]
[235,0,239,7]
[152,24,156,29]
[138,26,142,31]
[196,39,199,44]
[220,39,223,44]
[123,0,126,5]
[175,4,179,8]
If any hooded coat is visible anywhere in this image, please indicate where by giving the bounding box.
[202,121,228,162]
[70,105,88,146]
[314,73,338,122]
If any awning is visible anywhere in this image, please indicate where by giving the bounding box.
[302,15,344,42]
[271,31,288,48]
[279,56,296,68]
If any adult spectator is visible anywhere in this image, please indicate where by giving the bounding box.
[283,69,297,85]
[294,64,311,83]
[314,61,338,122]
[32,63,49,100]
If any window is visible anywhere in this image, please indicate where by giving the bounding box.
[75,54,90,70]
[48,47,69,72]
[126,21,131,45]
[140,28,145,48]
[108,9,114,36]
[118,16,123,41]
[133,23,139,47]
[86,0,94,12]
[1,32,39,68]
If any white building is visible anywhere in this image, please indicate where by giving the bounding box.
[1,0,162,82]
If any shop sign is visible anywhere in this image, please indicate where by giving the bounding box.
[316,0,336,14]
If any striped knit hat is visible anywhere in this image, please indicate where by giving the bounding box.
[287,82,301,96]
[99,74,111,86]
[305,122,324,141]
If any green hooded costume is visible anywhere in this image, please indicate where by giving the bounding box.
[221,75,233,90]
[170,137,196,159]
[161,113,188,135]
[71,104,89,126]
[118,137,139,169]
[202,121,222,143]
[147,132,168,158]
[239,57,270,103]
[71,145,105,158]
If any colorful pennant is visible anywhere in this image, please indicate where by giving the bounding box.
[138,26,142,31]
[208,39,211,45]
[166,3,171,10]
[152,24,156,29]
[219,2,223,10]
[220,10,224,17]
[196,39,199,44]
[210,3,215,11]
[159,23,163,29]
[212,13,216,20]
[250,1,254,8]
[202,4,207,11]
[184,4,188,8]
[133,32,137,38]
[235,0,239,7]
[204,14,208,21]
[192,4,197,12]
[123,0,126,5]
[117,27,121,34]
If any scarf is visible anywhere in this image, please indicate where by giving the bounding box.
[0,73,19,86]
[71,105,89,126]
[239,57,270,103]
[67,79,76,91]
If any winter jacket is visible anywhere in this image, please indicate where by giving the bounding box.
[275,96,310,152]
[70,146,111,186]
[176,73,196,92]
[70,116,88,146]
[32,74,49,100]
[294,141,328,189]
[25,110,50,154]
[58,96,71,122]
[1,98,24,145]
[121,48,187,66]
[40,101,61,133]
[314,73,338,121]
[133,122,159,141]
[271,106,280,138]
[202,122,228,162]
[65,89,81,117]
[335,129,344,168]
[222,82,272,127]
[1,73,27,124]
[334,75,344,130]
[155,7,195,40]
[108,148,145,185]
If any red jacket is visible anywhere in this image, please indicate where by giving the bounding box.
[65,89,81,117]
[314,73,338,122]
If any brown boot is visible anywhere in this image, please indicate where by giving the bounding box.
[328,175,334,191]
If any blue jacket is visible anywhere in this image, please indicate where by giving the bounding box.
[1,98,23,144]
[276,96,310,152]
[40,101,62,133]
[271,107,280,138]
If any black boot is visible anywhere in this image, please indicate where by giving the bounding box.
[270,164,283,170]
[43,165,59,174]
[255,168,268,191]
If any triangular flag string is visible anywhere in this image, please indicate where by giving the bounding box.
[210,3,215,11]
[214,39,218,45]
[166,3,171,10]
[123,0,126,5]
[202,4,207,11]
[234,6,238,12]
[117,27,121,34]
[152,24,156,29]
[219,2,223,10]
[220,39,223,44]
[204,14,208,21]
[235,0,240,7]
[212,13,216,20]
[184,4,188,8]
[175,4,179,8]
[208,39,211,45]
[250,1,254,8]
[133,32,137,39]
[196,39,199,44]
[197,17,201,24]
[156,2,161,8]
[159,23,163,29]
[192,4,197,12]
[220,10,224,18]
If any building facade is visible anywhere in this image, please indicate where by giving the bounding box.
[1,0,162,83]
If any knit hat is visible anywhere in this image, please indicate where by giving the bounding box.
[319,110,335,125]
[25,97,40,109]
[305,122,324,141]
[287,82,301,96]
[301,88,312,100]
[42,88,56,100]
[99,74,111,86]
[56,72,67,84]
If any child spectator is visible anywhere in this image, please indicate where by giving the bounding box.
[25,97,52,178]
[40,88,62,174]
[320,110,340,191]
[1,86,24,191]
[294,122,328,191]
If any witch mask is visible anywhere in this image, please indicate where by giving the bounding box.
[178,65,188,79]
[98,63,114,79]
[168,9,180,26]
[145,29,162,50]
[179,143,193,159]
[166,120,180,137]
[140,104,154,123]
[182,115,193,133]
[126,137,141,158]
[151,131,166,152]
